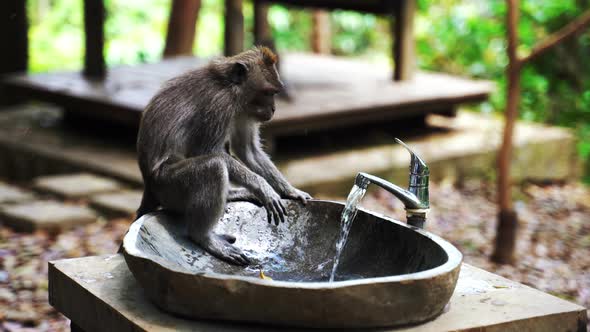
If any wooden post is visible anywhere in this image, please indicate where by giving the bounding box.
[311,10,331,54]
[254,2,271,45]
[392,0,415,81]
[0,0,28,75]
[163,0,201,58]
[83,0,106,79]
[0,0,28,104]
[224,0,244,56]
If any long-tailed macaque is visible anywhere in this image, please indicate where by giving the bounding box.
[136,47,311,265]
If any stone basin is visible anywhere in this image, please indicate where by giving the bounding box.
[122,200,462,328]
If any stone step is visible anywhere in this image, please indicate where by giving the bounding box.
[0,182,35,204]
[0,200,96,232]
[33,173,122,199]
[0,105,579,197]
[278,112,579,195]
[89,190,142,218]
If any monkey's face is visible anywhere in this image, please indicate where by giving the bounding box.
[247,64,284,122]
[229,59,284,123]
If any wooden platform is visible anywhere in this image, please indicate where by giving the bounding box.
[1,54,493,136]
[49,254,587,332]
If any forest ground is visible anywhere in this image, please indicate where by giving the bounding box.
[1,179,589,331]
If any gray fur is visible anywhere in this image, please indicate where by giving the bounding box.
[136,47,311,265]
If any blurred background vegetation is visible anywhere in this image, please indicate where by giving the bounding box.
[26,0,590,181]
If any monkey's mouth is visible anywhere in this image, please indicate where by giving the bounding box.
[257,106,275,122]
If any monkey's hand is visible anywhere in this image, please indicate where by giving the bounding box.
[256,182,287,226]
[283,187,313,205]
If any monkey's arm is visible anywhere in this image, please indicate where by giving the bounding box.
[223,154,287,224]
[227,187,262,206]
[231,126,312,203]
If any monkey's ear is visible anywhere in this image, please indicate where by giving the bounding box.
[229,62,248,84]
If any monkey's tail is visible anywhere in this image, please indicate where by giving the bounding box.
[136,187,159,219]
[118,188,159,254]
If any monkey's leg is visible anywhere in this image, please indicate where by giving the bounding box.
[157,155,250,266]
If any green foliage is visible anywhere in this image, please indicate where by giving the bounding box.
[267,6,312,51]
[414,0,590,180]
[25,0,590,178]
[27,0,84,72]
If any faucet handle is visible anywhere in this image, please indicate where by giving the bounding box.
[394,138,429,176]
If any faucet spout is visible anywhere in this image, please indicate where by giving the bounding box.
[355,173,423,209]
[354,139,430,229]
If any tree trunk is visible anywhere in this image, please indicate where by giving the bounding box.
[491,2,590,264]
[491,0,520,264]
[492,67,520,264]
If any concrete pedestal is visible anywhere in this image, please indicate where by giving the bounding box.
[48,255,587,332]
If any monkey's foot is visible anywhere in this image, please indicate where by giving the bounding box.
[197,233,250,266]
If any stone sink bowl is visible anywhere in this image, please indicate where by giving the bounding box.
[122,200,462,328]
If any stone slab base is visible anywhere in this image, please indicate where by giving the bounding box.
[48,255,587,331]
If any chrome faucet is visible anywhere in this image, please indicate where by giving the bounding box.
[354,138,429,228]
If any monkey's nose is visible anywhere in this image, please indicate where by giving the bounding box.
[277,79,286,90]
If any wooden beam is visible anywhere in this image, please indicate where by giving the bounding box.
[83,0,106,79]
[255,0,383,14]
[392,0,415,81]
[224,0,244,56]
[254,2,271,45]
[163,0,201,58]
[311,10,331,54]
[0,0,28,75]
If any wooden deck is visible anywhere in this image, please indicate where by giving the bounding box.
[1,53,493,136]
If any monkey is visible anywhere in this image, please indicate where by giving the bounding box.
[135,47,312,266]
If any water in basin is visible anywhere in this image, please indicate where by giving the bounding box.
[128,200,449,282]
